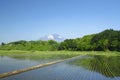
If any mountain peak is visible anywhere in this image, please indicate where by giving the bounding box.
[40,34,65,42]
[47,34,54,40]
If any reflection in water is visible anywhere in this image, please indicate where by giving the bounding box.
[69,55,120,78]
[0,55,120,80]
[0,56,57,74]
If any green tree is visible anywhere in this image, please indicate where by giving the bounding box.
[91,29,120,51]
[58,39,77,50]
[1,42,5,45]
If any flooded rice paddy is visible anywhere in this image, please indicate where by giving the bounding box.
[0,54,120,80]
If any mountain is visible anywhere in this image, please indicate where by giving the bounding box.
[39,34,65,42]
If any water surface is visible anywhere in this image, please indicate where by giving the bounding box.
[0,55,120,80]
[0,55,57,74]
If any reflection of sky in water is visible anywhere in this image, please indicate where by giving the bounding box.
[0,55,120,80]
[0,56,55,74]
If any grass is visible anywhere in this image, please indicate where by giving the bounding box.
[0,50,120,60]
[0,50,82,60]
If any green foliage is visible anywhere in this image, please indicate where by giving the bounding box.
[0,40,59,51]
[58,39,77,51]
[75,34,95,51]
[0,29,119,51]
[91,29,120,51]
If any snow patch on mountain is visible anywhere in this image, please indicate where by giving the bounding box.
[47,35,54,40]
[39,34,65,42]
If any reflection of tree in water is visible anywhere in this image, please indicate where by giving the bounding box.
[69,55,120,78]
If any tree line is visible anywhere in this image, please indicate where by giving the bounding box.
[0,29,120,51]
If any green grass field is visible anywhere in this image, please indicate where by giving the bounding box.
[0,50,120,60]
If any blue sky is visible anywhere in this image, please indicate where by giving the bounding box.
[0,0,120,43]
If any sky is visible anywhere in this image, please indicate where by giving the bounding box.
[0,0,120,43]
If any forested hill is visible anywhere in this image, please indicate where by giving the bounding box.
[0,29,120,51]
